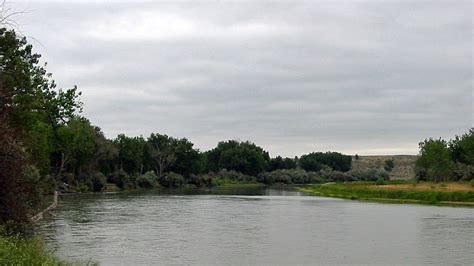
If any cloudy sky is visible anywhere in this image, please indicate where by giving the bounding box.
[9,0,473,157]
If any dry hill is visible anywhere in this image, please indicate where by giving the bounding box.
[351,155,417,180]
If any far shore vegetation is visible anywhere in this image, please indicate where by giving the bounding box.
[299,181,474,207]
[0,17,473,265]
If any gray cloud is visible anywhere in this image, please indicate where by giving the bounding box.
[11,1,473,156]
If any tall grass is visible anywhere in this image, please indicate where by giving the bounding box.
[0,233,61,265]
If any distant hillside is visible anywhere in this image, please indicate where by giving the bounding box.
[352,155,417,180]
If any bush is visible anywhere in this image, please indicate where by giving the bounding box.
[215,169,256,183]
[452,163,474,182]
[384,159,395,172]
[257,169,322,185]
[375,178,386,186]
[347,168,390,181]
[329,171,352,182]
[91,172,107,192]
[159,172,185,188]
[77,181,91,193]
[136,171,158,188]
[109,170,133,189]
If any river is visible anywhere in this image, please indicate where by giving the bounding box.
[38,187,474,265]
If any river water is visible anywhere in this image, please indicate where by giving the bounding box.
[39,187,474,265]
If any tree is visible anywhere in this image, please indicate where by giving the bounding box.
[114,134,146,174]
[0,28,81,233]
[300,152,352,172]
[267,156,297,171]
[0,28,81,134]
[206,140,269,176]
[146,133,176,177]
[54,116,95,179]
[450,128,474,165]
[87,126,118,175]
[416,138,452,182]
[168,138,204,177]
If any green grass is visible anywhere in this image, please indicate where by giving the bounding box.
[298,181,474,206]
[0,233,62,265]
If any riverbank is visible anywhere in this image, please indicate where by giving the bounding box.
[298,181,474,207]
[0,233,61,265]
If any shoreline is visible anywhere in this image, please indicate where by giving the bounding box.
[297,182,474,207]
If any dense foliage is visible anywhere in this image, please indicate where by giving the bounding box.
[416,130,474,182]
[206,140,270,176]
[299,152,352,172]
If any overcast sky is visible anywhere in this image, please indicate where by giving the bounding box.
[9,1,473,157]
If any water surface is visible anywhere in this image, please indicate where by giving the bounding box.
[39,188,474,265]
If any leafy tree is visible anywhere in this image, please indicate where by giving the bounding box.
[0,28,81,233]
[114,134,146,174]
[168,138,204,177]
[450,128,474,165]
[88,126,118,175]
[416,138,452,182]
[267,156,297,171]
[54,116,95,179]
[206,140,269,176]
[300,152,352,172]
[0,28,81,134]
[146,133,176,177]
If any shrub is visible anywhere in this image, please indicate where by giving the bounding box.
[109,170,132,189]
[215,169,256,183]
[452,163,474,182]
[257,169,322,185]
[375,178,386,186]
[384,159,395,172]
[91,172,107,192]
[136,171,158,188]
[159,172,185,188]
[347,168,389,181]
[329,171,352,182]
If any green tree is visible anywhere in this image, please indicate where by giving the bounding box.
[89,126,118,175]
[114,134,146,174]
[206,140,269,176]
[300,152,352,172]
[0,28,81,233]
[450,128,474,165]
[267,156,297,171]
[146,133,176,177]
[168,138,204,177]
[416,138,452,182]
[54,116,95,179]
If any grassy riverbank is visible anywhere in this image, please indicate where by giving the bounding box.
[0,233,61,265]
[298,181,474,206]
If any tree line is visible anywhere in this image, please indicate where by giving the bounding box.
[0,28,357,233]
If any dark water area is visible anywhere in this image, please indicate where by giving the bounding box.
[38,187,474,265]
